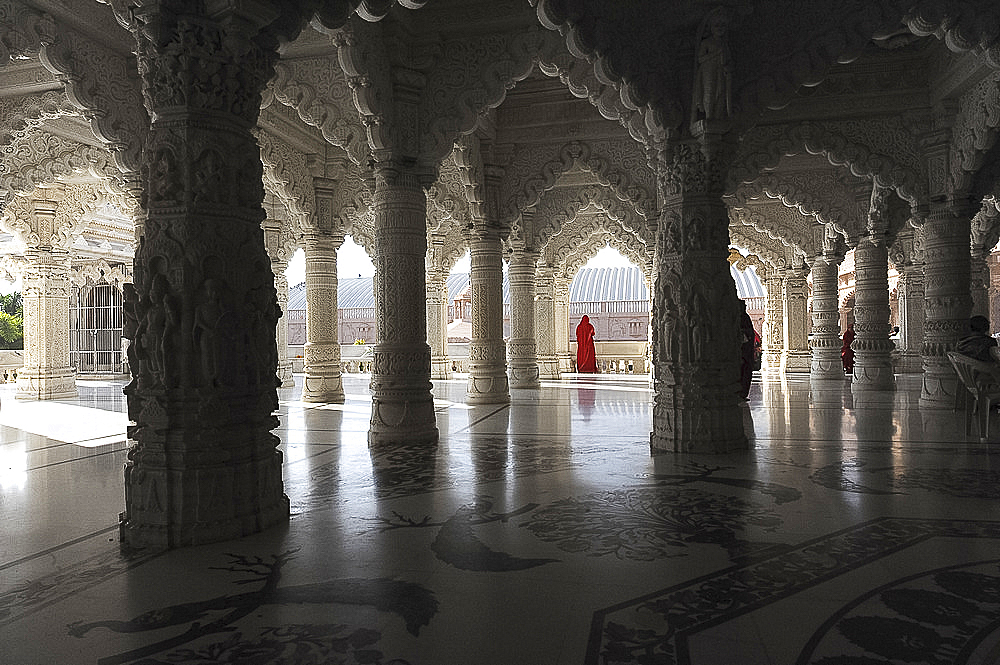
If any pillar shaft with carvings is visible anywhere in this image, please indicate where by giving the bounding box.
[809,256,844,380]
[970,247,990,318]
[851,238,895,389]
[262,219,293,388]
[763,271,784,371]
[508,248,541,389]
[18,245,77,400]
[889,227,925,373]
[780,265,811,373]
[554,276,572,372]
[427,268,451,380]
[369,164,438,446]
[651,138,746,453]
[466,228,509,403]
[121,7,287,550]
[535,267,560,379]
[302,232,345,402]
[921,205,973,407]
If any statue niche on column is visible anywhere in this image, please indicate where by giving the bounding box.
[692,7,733,123]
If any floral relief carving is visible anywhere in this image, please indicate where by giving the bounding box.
[949,73,1000,196]
[729,120,927,205]
[267,58,370,166]
[1,133,123,203]
[258,129,314,231]
[0,90,79,150]
[501,139,656,233]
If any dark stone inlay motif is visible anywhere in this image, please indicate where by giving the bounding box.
[521,485,785,562]
[798,560,1000,664]
[68,551,436,665]
[586,518,1000,665]
[367,497,559,572]
[0,549,158,628]
[811,460,1000,498]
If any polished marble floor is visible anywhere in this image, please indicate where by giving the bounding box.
[1,372,999,665]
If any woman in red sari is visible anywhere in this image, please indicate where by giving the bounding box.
[576,315,598,373]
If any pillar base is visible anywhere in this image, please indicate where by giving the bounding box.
[538,356,561,380]
[509,362,540,389]
[894,350,923,374]
[920,358,959,409]
[302,371,345,403]
[810,353,846,380]
[466,368,510,404]
[650,370,748,454]
[780,351,812,373]
[120,393,289,552]
[277,360,294,388]
[431,356,453,380]
[852,361,896,390]
[15,368,77,400]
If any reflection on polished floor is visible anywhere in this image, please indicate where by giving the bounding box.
[1,372,999,665]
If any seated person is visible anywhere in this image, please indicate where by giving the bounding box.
[957,315,998,362]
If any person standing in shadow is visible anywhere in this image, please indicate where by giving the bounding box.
[576,315,598,373]
[842,323,856,375]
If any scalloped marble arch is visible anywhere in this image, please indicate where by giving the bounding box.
[729,204,821,261]
[728,120,926,207]
[0,134,125,211]
[557,229,652,287]
[0,182,106,250]
[265,59,371,167]
[502,138,654,235]
[258,129,315,234]
[728,169,865,245]
[333,13,657,179]
[729,227,785,270]
[522,183,649,252]
[1,3,147,173]
[0,90,80,151]
[541,211,647,271]
[530,0,1000,142]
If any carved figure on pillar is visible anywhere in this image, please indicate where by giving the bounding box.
[691,7,733,122]
[119,5,289,550]
[650,139,747,454]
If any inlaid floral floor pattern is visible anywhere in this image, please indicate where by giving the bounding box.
[2,374,999,665]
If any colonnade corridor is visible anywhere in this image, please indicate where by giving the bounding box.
[1,372,999,664]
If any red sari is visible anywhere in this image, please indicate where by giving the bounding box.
[576,315,598,373]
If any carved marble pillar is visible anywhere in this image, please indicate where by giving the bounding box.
[651,140,746,453]
[554,276,572,373]
[121,7,287,549]
[262,219,293,388]
[508,248,541,389]
[302,231,345,402]
[426,268,451,380]
[17,245,77,400]
[780,264,811,373]
[809,256,844,380]
[762,271,785,371]
[369,164,438,446]
[466,228,509,403]
[889,227,925,373]
[535,266,560,379]
[851,237,895,389]
[920,205,973,407]
[970,246,990,318]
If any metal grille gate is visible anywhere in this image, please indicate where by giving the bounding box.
[70,283,126,374]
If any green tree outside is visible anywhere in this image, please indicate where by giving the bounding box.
[0,293,24,349]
